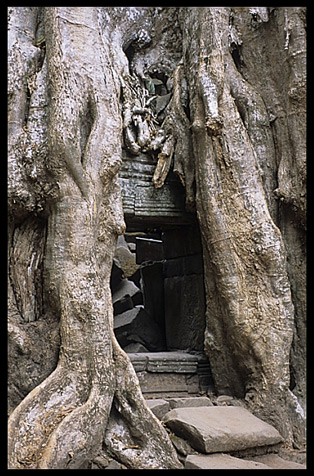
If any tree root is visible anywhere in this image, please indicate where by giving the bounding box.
[8,330,181,469]
[105,336,182,469]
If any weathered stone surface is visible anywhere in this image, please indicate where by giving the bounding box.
[216,395,235,405]
[185,454,271,469]
[137,371,199,394]
[164,274,205,351]
[145,399,170,420]
[114,306,164,351]
[128,353,148,371]
[162,226,202,259]
[163,254,203,278]
[146,352,199,373]
[124,342,149,353]
[127,352,214,394]
[140,262,165,341]
[112,279,142,310]
[163,406,283,454]
[136,237,164,264]
[170,434,196,456]
[119,152,192,226]
[128,352,200,373]
[197,355,214,392]
[246,454,306,469]
[114,235,140,278]
[167,396,212,409]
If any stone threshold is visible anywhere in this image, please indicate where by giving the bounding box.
[127,351,213,394]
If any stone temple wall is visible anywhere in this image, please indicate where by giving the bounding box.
[119,150,194,228]
[110,149,212,394]
[113,148,206,353]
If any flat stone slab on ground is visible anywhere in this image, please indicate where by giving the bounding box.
[185,454,271,469]
[163,406,282,454]
[246,454,306,469]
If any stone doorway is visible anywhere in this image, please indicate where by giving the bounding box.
[110,221,213,394]
[110,149,213,394]
[111,223,206,353]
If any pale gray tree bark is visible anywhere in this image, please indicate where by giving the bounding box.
[8,6,306,469]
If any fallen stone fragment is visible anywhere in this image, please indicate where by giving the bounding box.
[185,453,271,469]
[112,279,142,309]
[124,342,149,353]
[216,395,234,405]
[115,235,140,278]
[114,306,164,351]
[170,434,197,456]
[145,398,170,420]
[110,258,124,289]
[163,406,282,454]
[113,294,133,316]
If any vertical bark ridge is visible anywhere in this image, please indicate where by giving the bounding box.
[182,7,296,441]
[8,7,181,469]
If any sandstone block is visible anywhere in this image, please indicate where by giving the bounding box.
[115,235,140,278]
[167,396,212,409]
[163,406,283,454]
[164,274,205,351]
[247,454,306,469]
[145,398,170,420]
[145,352,199,373]
[185,454,271,469]
[136,371,199,394]
[136,236,164,264]
[112,278,142,309]
[114,306,164,351]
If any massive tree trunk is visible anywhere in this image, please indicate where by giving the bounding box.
[180,7,306,444]
[8,6,306,469]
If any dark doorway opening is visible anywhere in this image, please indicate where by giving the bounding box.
[112,148,213,393]
[110,221,206,354]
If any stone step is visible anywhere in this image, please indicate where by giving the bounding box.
[185,453,306,470]
[145,396,212,420]
[185,453,271,469]
[128,352,214,394]
[163,406,283,454]
[146,397,306,469]
[243,454,306,470]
